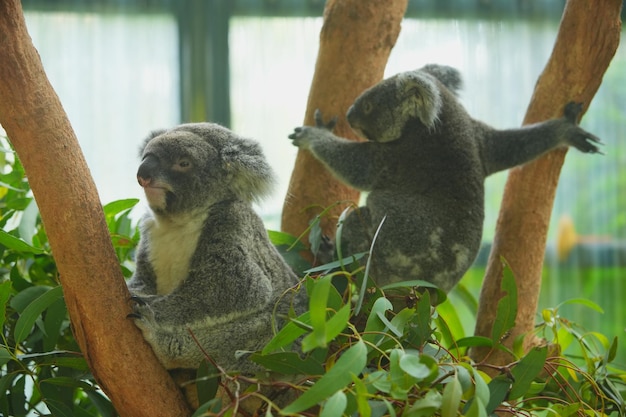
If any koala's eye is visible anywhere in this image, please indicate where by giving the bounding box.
[173,158,192,172]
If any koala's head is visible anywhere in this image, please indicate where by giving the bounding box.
[137,123,275,215]
[346,64,462,143]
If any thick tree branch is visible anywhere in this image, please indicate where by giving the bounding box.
[281,0,408,243]
[472,0,622,368]
[0,1,191,415]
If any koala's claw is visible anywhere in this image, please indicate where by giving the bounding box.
[314,109,338,131]
[130,295,147,305]
[127,312,142,319]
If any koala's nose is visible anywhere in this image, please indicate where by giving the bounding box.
[137,155,159,187]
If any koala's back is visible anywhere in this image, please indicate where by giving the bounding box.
[344,89,487,291]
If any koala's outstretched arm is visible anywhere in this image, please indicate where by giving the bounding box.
[289,111,384,191]
[480,102,602,176]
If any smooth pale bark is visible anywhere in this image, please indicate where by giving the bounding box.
[472,0,622,368]
[281,0,408,245]
[0,1,191,415]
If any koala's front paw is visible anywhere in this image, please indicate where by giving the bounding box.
[561,103,604,154]
[313,109,338,131]
[288,126,317,149]
[288,109,338,150]
[567,127,604,154]
[127,295,158,329]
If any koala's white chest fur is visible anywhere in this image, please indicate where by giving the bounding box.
[144,211,209,295]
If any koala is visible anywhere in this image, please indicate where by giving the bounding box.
[127,123,306,373]
[289,64,602,295]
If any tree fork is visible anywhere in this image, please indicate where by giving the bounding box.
[281,0,408,247]
[0,1,191,415]
[472,0,622,368]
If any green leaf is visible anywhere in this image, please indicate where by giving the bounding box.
[508,346,547,400]
[0,229,44,254]
[485,375,511,413]
[491,261,517,343]
[556,297,604,314]
[351,374,371,417]
[320,390,347,417]
[454,336,493,349]
[0,347,13,367]
[191,399,222,417]
[261,312,310,354]
[441,373,462,417]
[302,275,349,352]
[14,286,64,344]
[388,349,417,399]
[398,352,436,381]
[250,351,324,375]
[103,198,140,217]
[303,253,367,274]
[281,340,367,414]
[196,360,220,406]
[17,198,39,246]
[606,336,618,363]
[404,390,442,417]
[362,297,393,348]
[10,284,50,312]
[465,395,487,417]
[84,390,116,417]
[267,229,307,251]
[41,376,93,390]
[42,398,74,417]
[43,298,67,351]
[0,280,12,329]
[472,367,490,407]
[367,370,391,394]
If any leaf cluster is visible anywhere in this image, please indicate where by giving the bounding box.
[0,139,139,416]
[0,139,623,417]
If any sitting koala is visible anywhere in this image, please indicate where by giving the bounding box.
[127,123,306,373]
[289,64,602,295]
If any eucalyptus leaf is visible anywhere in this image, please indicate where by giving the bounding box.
[0,280,12,329]
[103,198,140,218]
[508,346,547,400]
[196,360,220,406]
[485,375,511,413]
[14,286,64,344]
[250,351,324,375]
[320,390,347,417]
[0,346,13,367]
[441,373,462,417]
[281,340,367,414]
[0,229,44,254]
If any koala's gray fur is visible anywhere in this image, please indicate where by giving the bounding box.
[289,64,602,294]
[128,123,306,373]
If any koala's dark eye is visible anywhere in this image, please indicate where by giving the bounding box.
[173,158,192,172]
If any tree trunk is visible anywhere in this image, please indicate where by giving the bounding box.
[472,0,622,368]
[281,0,408,245]
[0,2,191,416]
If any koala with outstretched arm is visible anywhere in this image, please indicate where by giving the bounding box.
[289,64,601,295]
[128,123,306,372]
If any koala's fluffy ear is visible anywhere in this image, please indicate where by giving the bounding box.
[396,70,442,129]
[420,64,463,96]
[221,137,276,203]
[139,129,168,157]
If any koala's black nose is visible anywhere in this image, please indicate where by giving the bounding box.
[137,154,159,186]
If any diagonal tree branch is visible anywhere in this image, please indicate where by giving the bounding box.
[0,1,191,415]
[472,0,622,368]
[281,0,408,246]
